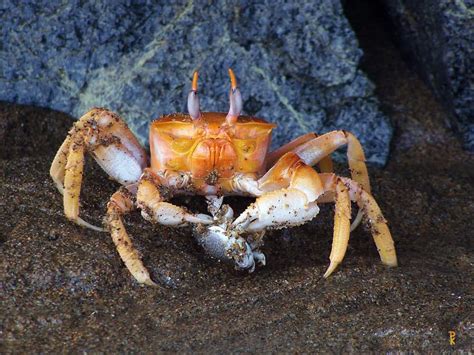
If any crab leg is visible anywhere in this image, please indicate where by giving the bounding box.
[105,170,213,286]
[50,135,72,194]
[233,152,324,232]
[323,178,351,278]
[267,132,334,173]
[50,108,148,230]
[105,185,156,286]
[320,173,398,271]
[136,170,213,227]
[292,130,371,231]
[62,136,101,230]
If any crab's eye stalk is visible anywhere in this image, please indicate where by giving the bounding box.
[226,68,243,125]
[187,71,201,120]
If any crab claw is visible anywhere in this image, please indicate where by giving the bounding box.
[232,189,320,232]
[193,224,261,272]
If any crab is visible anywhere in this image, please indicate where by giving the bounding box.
[50,69,398,286]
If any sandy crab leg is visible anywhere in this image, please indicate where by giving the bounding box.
[291,130,370,231]
[320,173,398,271]
[62,137,102,230]
[136,170,213,227]
[323,178,351,278]
[105,170,214,286]
[233,152,324,232]
[50,108,148,231]
[105,185,156,286]
[50,135,72,194]
[266,132,334,173]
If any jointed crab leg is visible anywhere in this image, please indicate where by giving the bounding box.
[63,137,99,230]
[293,131,370,192]
[105,170,214,285]
[136,169,213,226]
[320,173,398,271]
[50,135,72,194]
[292,130,370,231]
[50,108,148,230]
[106,185,156,286]
[266,132,334,173]
[323,178,351,278]
[232,152,396,277]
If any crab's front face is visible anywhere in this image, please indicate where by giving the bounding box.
[150,112,276,182]
[148,70,275,186]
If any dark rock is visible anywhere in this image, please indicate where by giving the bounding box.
[0,0,392,165]
[2,3,474,350]
[381,0,474,151]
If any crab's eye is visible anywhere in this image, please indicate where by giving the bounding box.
[171,137,195,153]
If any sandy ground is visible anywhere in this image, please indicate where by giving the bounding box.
[1,3,473,353]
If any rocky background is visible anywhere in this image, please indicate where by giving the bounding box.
[1,0,392,165]
[1,0,473,353]
[382,0,474,152]
[381,0,474,151]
